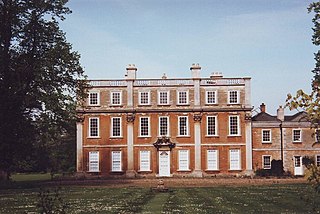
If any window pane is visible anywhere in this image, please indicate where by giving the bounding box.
[112,117,121,137]
[140,117,149,136]
[89,118,99,137]
[112,151,122,171]
[207,116,216,136]
[206,91,216,104]
[207,150,218,170]
[229,91,238,104]
[262,130,271,142]
[89,151,99,172]
[89,92,98,105]
[178,91,188,104]
[229,116,239,135]
[293,130,301,142]
[159,91,168,105]
[112,92,121,105]
[179,117,188,136]
[263,156,271,169]
[316,155,320,167]
[140,92,149,105]
[159,117,168,136]
[179,150,189,170]
[230,149,240,170]
[140,151,150,171]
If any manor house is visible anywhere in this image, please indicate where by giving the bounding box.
[76,64,320,178]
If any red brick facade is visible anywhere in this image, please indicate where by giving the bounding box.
[76,64,253,177]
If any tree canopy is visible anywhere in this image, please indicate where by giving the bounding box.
[0,0,87,178]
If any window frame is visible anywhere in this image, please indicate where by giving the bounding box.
[262,155,271,169]
[158,91,170,105]
[110,91,122,106]
[88,117,99,138]
[111,151,122,172]
[261,129,272,143]
[207,149,219,170]
[177,90,189,105]
[88,151,99,172]
[206,90,217,105]
[139,117,150,137]
[228,90,239,104]
[206,116,218,136]
[139,91,150,105]
[178,116,189,136]
[178,150,190,171]
[292,129,302,143]
[159,116,169,137]
[316,155,320,167]
[139,150,151,171]
[229,149,241,170]
[111,117,122,138]
[88,91,100,106]
[228,115,240,136]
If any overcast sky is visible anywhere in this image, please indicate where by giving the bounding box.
[61,0,316,114]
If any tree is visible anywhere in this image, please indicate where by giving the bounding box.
[0,0,87,180]
[286,1,320,195]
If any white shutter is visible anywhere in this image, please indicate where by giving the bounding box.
[229,149,241,170]
[207,150,218,170]
[178,150,189,171]
[89,151,99,172]
[139,151,150,171]
[112,151,122,172]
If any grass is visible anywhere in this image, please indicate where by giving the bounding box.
[0,183,320,213]
[11,173,52,182]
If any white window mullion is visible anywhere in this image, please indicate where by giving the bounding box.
[89,151,99,172]
[229,149,241,170]
[111,151,122,172]
[89,117,99,137]
[139,151,150,171]
[178,150,189,171]
[207,150,218,170]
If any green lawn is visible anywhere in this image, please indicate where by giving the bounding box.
[0,183,319,213]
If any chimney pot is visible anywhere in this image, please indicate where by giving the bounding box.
[260,103,266,113]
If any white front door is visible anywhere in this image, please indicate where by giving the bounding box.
[294,156,304,176]
[159,151,170,177]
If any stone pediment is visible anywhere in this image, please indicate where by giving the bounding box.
[153,137,176,151]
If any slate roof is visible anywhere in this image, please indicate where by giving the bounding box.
[252,111,308,122]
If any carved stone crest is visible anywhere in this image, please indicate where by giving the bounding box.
[193,113,202,122]
[126,113,135,123]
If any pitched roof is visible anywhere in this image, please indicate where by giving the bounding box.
[252,111,309,122]
[252,112,279,122]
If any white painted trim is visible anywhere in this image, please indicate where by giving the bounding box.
[228,115,241,136]
[111,151,122,172]
[88,91,100,106]
[138,91,151,105]
[205,90,217,105]
[292,129,302,143]
[262,155,272,169]
[139,117,151,137]
[229,149,241,170]
[177,90,189,105]
[207,149,219,170]
[111,117,122,138]
[110,91,122,106]
[178,150,190,171]
[158,116,170,137]
[88,117,100,138]
[157,90,170,105]
[261,129,272,143]
[139,150,151,171]
[88,151,99,172]
[228,90,239,104]
[178,116,189,136]
[206,115,218,136]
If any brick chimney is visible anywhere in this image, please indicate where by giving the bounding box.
[277,105,284,121]
[125,64,137,80]
[190,63,201,79]
[260,103,266,113]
